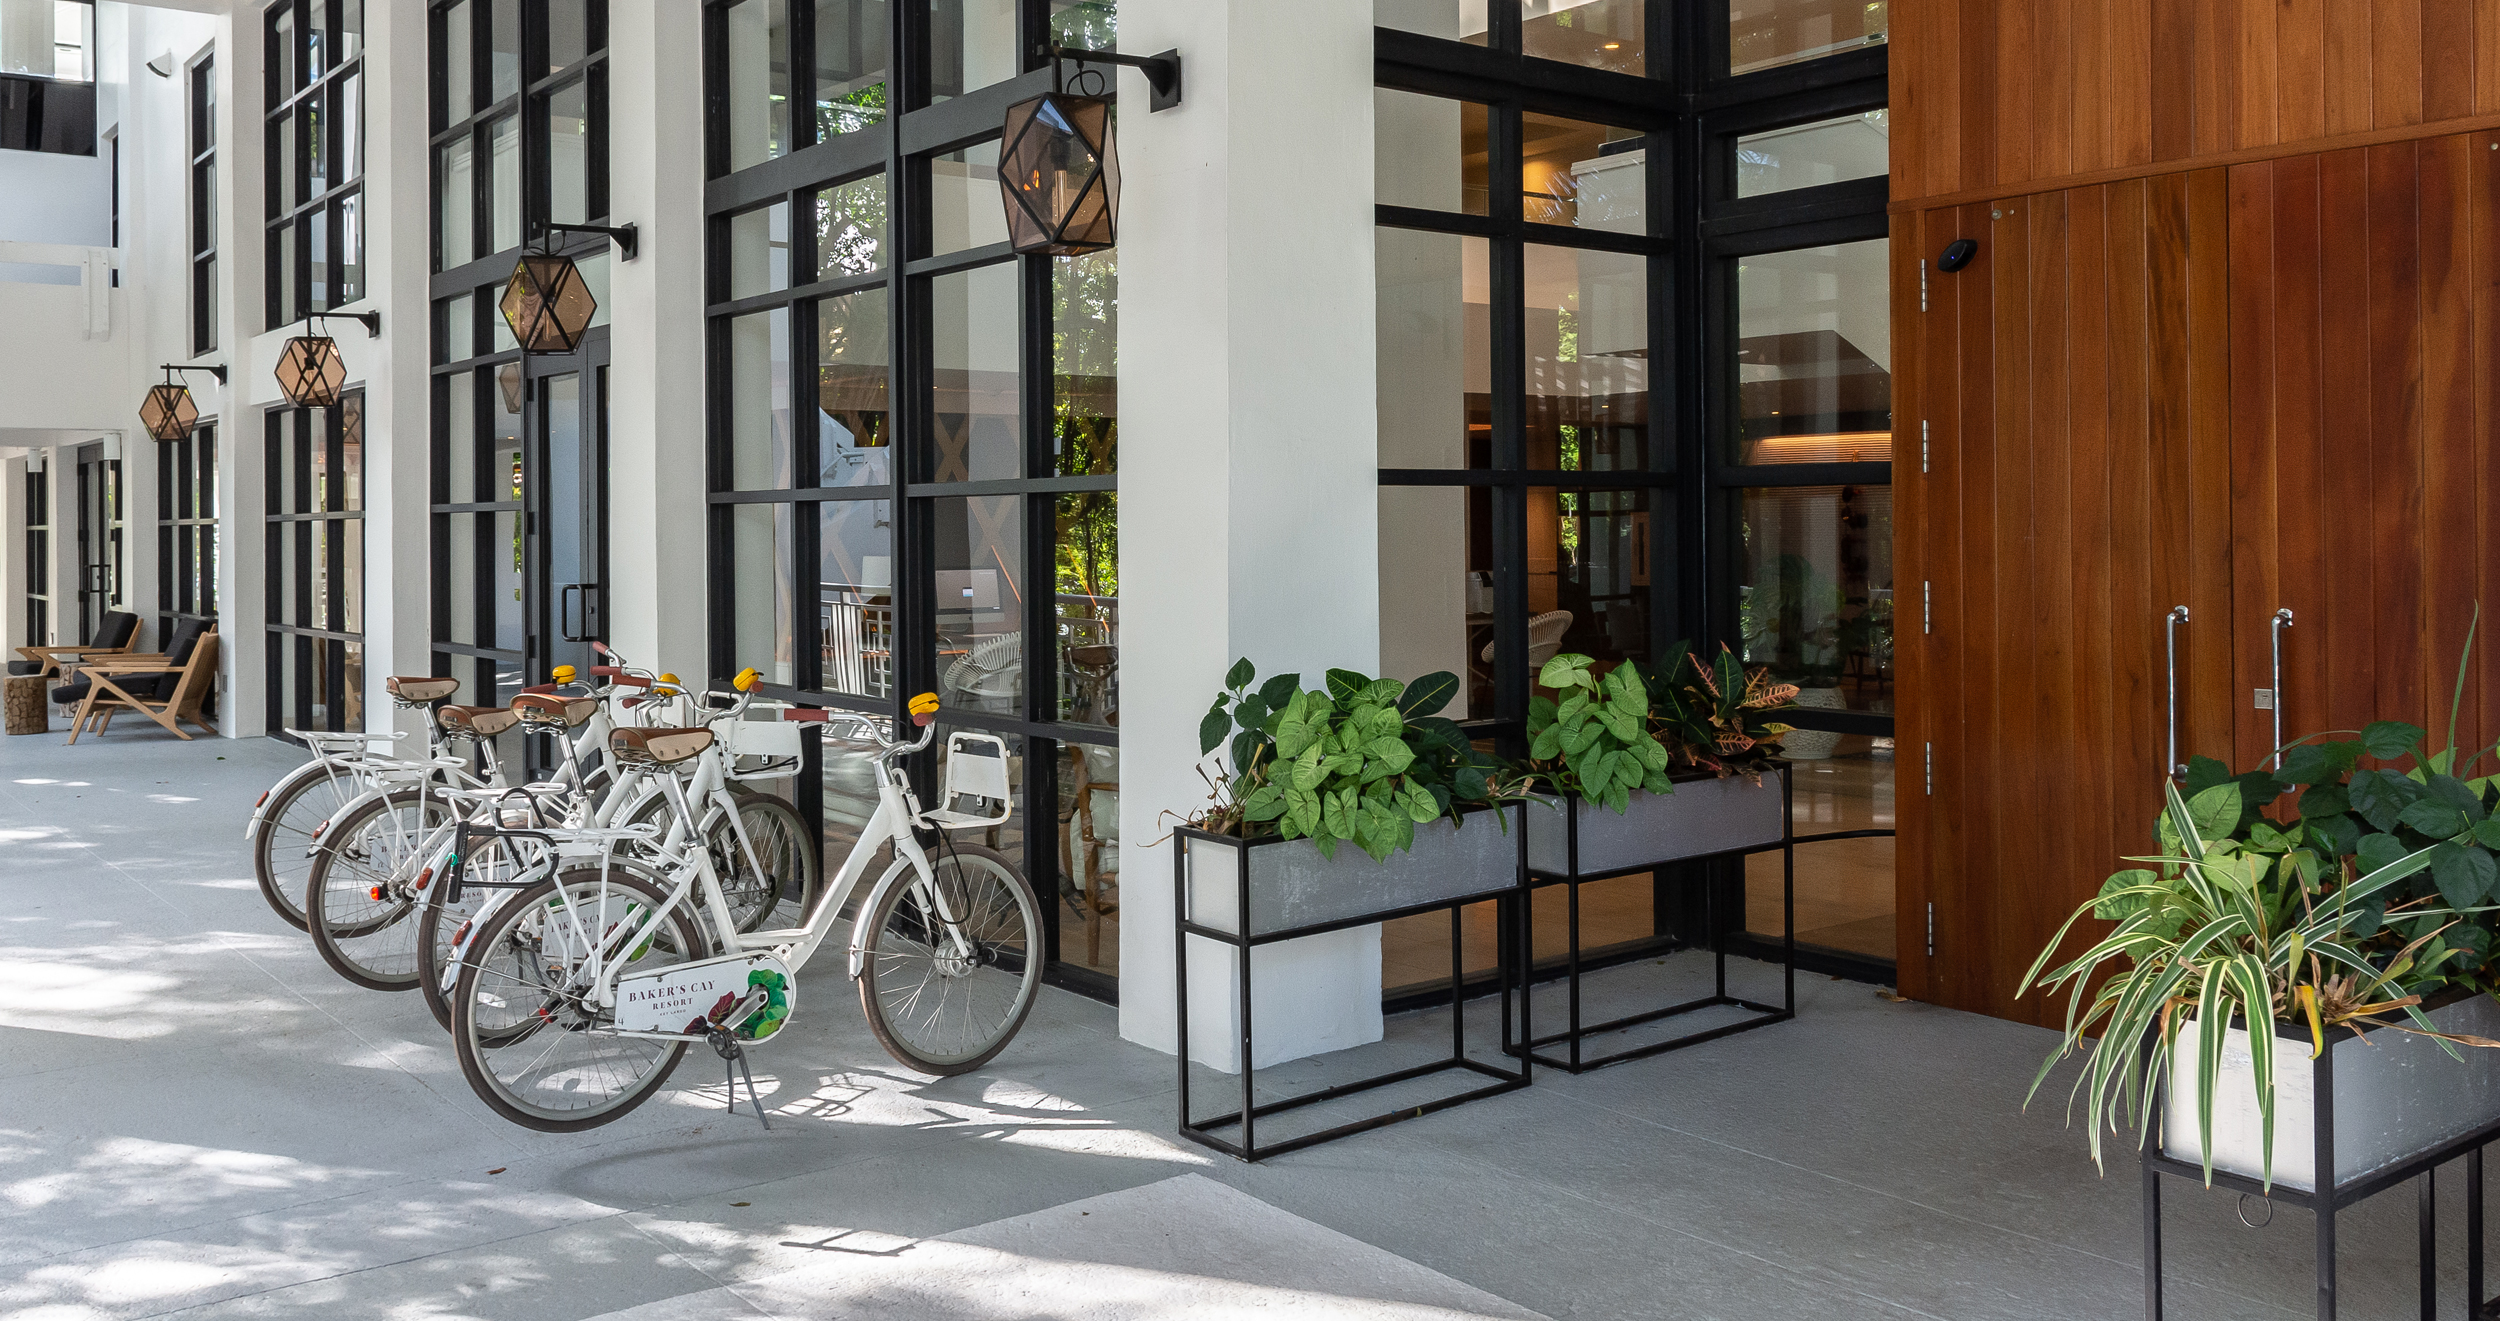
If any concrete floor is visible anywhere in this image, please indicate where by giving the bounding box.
[1,728,2491,1320]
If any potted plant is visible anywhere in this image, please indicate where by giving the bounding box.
[2025,709,2500,1193]
[1180,660,1536,938]
[1521,643,1797,878]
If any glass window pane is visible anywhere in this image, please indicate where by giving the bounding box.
[1745,760,1895,956]
[931,494,1023,716]
[1523,0,1643,74]
[489,114,521,252]
[814,175,887,279]
[1736,110,1888,198]
[340,0,364,65]
[1055,490,1116,724]
[341,520,365,634]
[1375,0,1489,44]
[307,212,329,308]
[445,512,480,644]
[1525,244,1645,470]
[1529,486,1652,674]
[1048,0,1115,46]
[729,200,790,301]
[273,222,296,323]
[270,4,297,99]
[1377,229,1488,470]
[547,79,590,225]
[339,72,362,181]
[1523,112,1645,233]
[824,734,896,879]
[732,502,798,687]
[725,0,790,172]
[1737,484,1893,714]
[1734,237,1892,463]
[444,1,473,124]
[444,368,478,501]
[489,278,517,351]
[577,251,611,328]
[1731,0,1887,76]
[305,87,327,197]
[815,0,889,141]
[818,498,893,696]
[337,193,363,304]
[931,142,1005,254]
[729,307,792,490]
[1052,251,1116,476]
[437,137,473,268]
[816,289,891,487]
[271,111,295,213]
[931,262,1019,483]
[442,292,473,364]
[931,0,1016,101]
[1374,90,1487,216]
[493,405,523,650]
[1380,485,1493,718]
[547,0,589,73]
[1055,740,1119,975]
[489,0,522,101]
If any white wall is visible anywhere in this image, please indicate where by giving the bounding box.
[1118,0,1386,1070]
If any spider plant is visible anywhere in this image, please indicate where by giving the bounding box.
[2020,776,2458,1190]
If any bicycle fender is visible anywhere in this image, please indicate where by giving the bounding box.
[441,885,523,996]
[245,760,327,840]
[844,834,933,981]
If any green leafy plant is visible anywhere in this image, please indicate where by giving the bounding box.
[1645,640,1799,777]
[1195,660,1521,862]
[1526,654,1673,812]
[1740,553,1846,686]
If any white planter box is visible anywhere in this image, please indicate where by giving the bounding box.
[1523,770,1786,878]
[2163,994,2500,1192]
[1180,805,1523,939]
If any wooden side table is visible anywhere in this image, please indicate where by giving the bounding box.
[4,674,48,735]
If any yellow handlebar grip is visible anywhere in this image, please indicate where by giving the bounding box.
[734,667,762,692]
[908,692,940,715]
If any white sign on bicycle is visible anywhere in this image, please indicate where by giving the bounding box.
[614,951,795,1039]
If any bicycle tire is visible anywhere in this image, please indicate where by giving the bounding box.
[857,840,1042,1076]
[717,789,822,933]
[304,788,447,991]
[415,833,525,1035]
[449,864,705,1132]
[252,761,368,931]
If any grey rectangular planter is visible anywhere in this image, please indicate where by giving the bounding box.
[2162,993,2500,1193]
[1523,768,1788,878]
[1179,804,1525,939]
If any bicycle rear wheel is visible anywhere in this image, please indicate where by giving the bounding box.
[414,834,525,1034]
[253,762,368,931]
[306,789,447,991]
[857,840,1041,1076]
[713,790,821,933]
[450,864,705,1132]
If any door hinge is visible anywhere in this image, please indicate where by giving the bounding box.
[1922,580,1931,634]
[1924,741,1933,795]
[1919,258,1929,312]
[1926,902,1936,958]
[1920,419,1930,473]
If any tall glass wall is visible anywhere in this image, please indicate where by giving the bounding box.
[263,0,364,328]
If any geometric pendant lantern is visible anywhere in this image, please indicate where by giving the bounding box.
[999,90,1120,256]
[499,250,598,354]
[273,332,348,407]
[138,372,200,442]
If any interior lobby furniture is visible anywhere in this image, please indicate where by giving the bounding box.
[55,621,219,743]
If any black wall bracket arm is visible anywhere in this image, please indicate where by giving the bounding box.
[1045,44,1183,112]
[277,310,381,338]
[538,221,640,262]
[158,362,227,385]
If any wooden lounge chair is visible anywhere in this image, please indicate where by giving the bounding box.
[10,609,140,680]
[57,621,219,744]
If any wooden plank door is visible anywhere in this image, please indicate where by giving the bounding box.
[1896,172,2235,1022]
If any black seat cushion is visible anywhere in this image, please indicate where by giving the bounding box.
[54,621,203,707]
[6,660,41,677]
[93,611,139,651]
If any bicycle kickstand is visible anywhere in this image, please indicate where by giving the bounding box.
[706,1028,771,1131]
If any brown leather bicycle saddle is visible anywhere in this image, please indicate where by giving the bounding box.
[610,726,715,765]
[513,693,600,728]
[436,705,521,738]
[387,676,459,704]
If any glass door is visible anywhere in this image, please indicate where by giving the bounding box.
[523,349,608,747]
[73,443,121,641]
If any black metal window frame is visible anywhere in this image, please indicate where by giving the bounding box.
[23,465,49,647]
[702,0,1121,1001]
[189,51,217,353]
[426,0,613,706]
[262,0,365,329]
[264,394,366,737]
[1377,2,1892,980]
[159,424,219,632]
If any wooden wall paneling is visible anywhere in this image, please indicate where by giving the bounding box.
[2323,0,2378,137]
[2277,0,2328,145]
[2151,0,2198,160]
[2191,0,2240,155]
[2070,0,2110,172]
[1945,198,2002,1010]
[1962,0,2002,191]
[1985,196,2038,1019]
[2482,0,2500,113]
[2184,169,2238,770]
[2023,193,2080,1027]
[2318,148,2380,733]
[2234,0,2277,149]
[2037,0,2076,179]
[2418,133,2479,742]
[1997,0,2038,185]
[2374,0,2427,128]
[2112,0,2157,167]
[2067,185,2118,979]
[2367,142,2430,728]
[2226,160,2282,773]
[2474,135,2500,758]
[2266,155,2331,773]
[1894,213,1935,1001]
[2105,177,2164,898]
[2425,0,2476,122]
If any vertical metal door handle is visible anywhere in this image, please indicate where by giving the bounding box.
[2166,606,2190,779]
[559,584,583,642]
[2270,608,2294,769]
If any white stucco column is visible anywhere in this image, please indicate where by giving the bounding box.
[1116,0,1381,1070]
[604,0,709,682]
[359,0,435,741]
[215,9,263,738]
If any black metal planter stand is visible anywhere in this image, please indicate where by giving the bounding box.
[1173,822,1531,1163]
[2142,1037,2500,1320]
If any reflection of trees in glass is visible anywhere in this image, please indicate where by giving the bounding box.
[1058,491,1114,600]
[1048,2,1115,48]
[815,177,887,279]
[1053,249,1115,477]
[817,81,887,143]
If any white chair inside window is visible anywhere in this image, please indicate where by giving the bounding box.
[941,633,1022,712]
[1479,609,1574,673]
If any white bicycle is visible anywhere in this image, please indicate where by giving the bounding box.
[443,686,1042,1132]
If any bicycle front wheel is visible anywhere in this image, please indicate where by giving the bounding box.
[857,840,1041,1076]
[450,864,705,1132]
[713,790,822,933]
[306,788,448,991]
[253,763,369,931]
